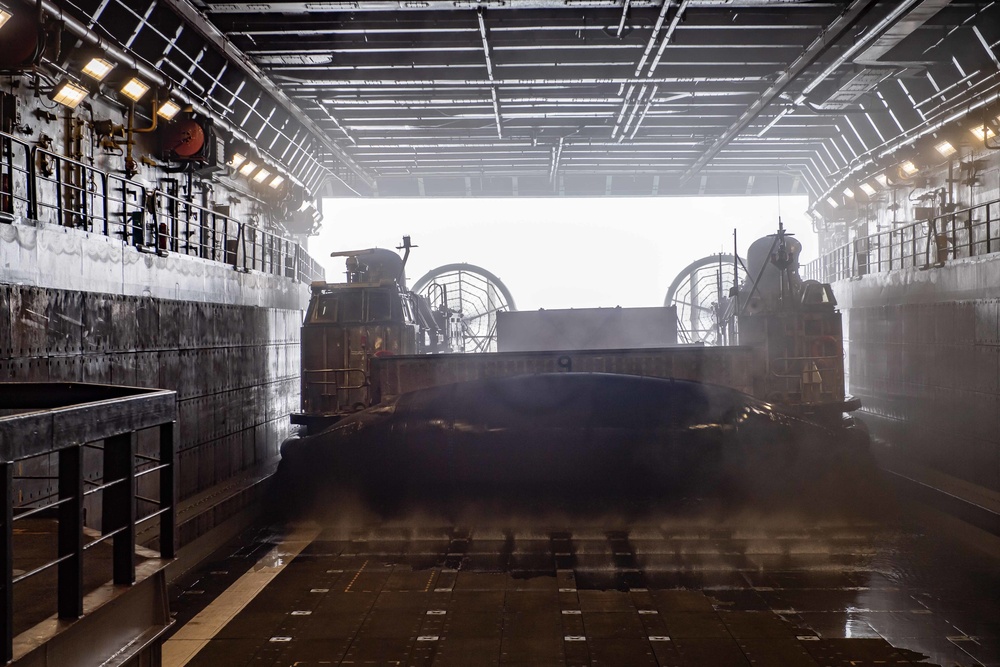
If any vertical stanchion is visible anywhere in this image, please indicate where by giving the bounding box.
[1,462,13,664]
[159,422,177,559]
[103,432,137,585]
[57,446,84,618]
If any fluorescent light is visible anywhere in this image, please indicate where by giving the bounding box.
[0,8,11,31]
[268,175,285,189]
[900,160,919,176]
[156,100,181,120]
[970,125,996,141]
[82,58,115,81]
[842,187,855,198]
[120,77,149,101]
[253,168,271,183]
[860,182,877,196]
[934,140,957,157]
[50,80,89,109]
[826,197,839,209]
[238,160,258,176]
[228,152,247,169]
[874,173,890,188]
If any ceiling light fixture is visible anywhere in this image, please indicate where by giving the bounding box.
[268,175,285,189]
[238,160,258,177]
[120,77,149,102]
[843,187,855,198]
[874,173,890,188]
[899,160,919,177]
[49,79,89,109]
[82,57,115,81]
[0,6,11,31]
[859,182,877,197]
[228,152,247,169]
[826,197,840,209]
[252,168,271,183]
[934,140,957,157]
[156,99,181,120]
[970,125,996,141]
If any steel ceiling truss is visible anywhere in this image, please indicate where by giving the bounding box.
[51,0,1000,198]
[44,0,373,195]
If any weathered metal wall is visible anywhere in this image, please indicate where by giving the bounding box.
[0,281,301,545]
[833,253,1000,493]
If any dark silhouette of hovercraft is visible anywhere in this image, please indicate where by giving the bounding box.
[277,373,867,514]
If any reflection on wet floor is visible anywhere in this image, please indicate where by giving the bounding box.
[167,507,1000,667]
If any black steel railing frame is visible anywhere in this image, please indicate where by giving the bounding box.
[0,384,177,664]
[0,133,33,221]
[805,197,1000,283]
[0,131,324,284]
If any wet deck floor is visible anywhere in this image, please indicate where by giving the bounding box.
[163,501,1000,667]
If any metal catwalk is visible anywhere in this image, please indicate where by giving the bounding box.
[163,502,1000,667]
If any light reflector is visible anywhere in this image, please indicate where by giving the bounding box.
[50,80,89,109]
[82,58,115,81]
[934,140,957,157]
[120,77,149,102]
[157,100,181,120]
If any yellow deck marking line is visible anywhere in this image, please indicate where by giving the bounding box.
[161,523,321,667]
[344,560,369,592]
[424,573,434,592]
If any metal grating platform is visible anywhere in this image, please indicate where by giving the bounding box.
[165,509,1000,667]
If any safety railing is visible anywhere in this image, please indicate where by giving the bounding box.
[0,133,34,221]
[805,197,1000,283]
[0,131,324,284]
[0,383,177,664]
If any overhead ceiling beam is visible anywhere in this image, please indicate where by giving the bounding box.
[158,0,377,189]
[679,0,881,184]
[204,1,835,14]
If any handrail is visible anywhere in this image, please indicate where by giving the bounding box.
[0,383,178,663]
[805,197,1000,283]
[0,132,34,220]
[0,130,324,284]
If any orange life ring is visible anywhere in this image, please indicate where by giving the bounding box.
[811,335,841,359]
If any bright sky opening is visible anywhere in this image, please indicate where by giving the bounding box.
[318,196,815,311]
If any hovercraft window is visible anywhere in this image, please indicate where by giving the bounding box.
[312,295,338,322]
[367,291,391,322]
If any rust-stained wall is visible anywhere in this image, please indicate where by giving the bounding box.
[833,254,1000,493]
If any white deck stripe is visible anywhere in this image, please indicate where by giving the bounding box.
[161,523,321,667]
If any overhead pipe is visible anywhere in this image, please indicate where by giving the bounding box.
[612,0,675,136]
[794,0,927,104]
[680,0,881,184]
[620,0,690,140]
[476,8,503,139]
